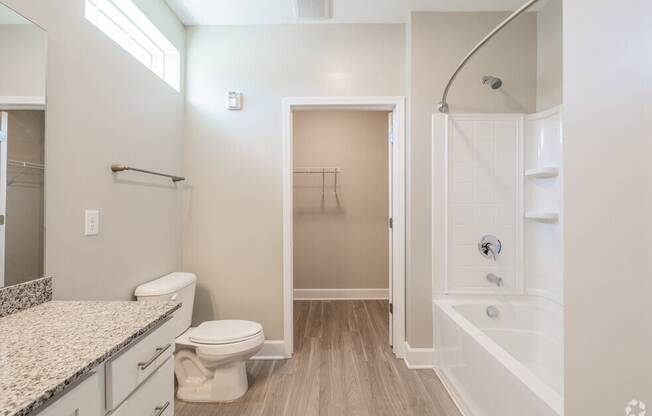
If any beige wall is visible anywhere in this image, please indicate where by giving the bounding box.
[564,0,652,413]
[0,24,46,97]
[184,17,539,344]
[536,0,562,111]
[2,0,186,299]
[5,110,44,287]
[183,24,405,339]
[409,11,537,346]
[293,110,389,290]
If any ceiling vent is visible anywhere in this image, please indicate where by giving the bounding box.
[294,0,331,20]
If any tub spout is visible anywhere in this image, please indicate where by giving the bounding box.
[486,273,503,287]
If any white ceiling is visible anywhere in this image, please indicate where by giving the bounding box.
[0,4,31,24]
[164,0,541,26]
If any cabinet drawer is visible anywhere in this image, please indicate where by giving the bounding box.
[105,317,175,409]
[111,357,174,416]
[39,369,103,416]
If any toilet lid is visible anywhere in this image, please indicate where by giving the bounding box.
[188,320,263,345]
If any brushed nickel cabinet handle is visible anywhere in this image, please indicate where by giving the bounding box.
[154,401,170,416]
[137,344,171,370]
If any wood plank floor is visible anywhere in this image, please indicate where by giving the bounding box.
[176,300,461,416]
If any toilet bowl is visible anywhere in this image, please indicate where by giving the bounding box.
[175,320,264,402]
[135,272,265,402]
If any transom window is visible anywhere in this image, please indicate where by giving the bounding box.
[85,0,180,91]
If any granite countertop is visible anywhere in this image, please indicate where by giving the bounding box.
[0,300,180,416]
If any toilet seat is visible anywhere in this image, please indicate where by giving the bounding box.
[188,320,263,345]
[176,325,264,363]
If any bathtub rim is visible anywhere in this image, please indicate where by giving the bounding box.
[433,296,563,415]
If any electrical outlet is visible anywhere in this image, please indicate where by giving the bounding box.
[85,210,99,236]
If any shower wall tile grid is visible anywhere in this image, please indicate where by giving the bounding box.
[445,115,524,294]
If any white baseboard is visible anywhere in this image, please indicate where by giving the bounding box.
[402,341,435,369]
[293,288,389,300]
[251,341,286,360]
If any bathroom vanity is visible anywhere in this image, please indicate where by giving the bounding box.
[0,298,179,416]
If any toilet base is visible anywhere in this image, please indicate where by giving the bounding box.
[174,332,266,404]
[177,359,249,403]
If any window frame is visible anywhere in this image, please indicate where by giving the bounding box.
[85,0,180,91]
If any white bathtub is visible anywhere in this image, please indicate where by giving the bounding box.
[433,297,563,416]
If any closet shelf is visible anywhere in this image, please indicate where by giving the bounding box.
[525,212,559,222]
[524,167,558,178]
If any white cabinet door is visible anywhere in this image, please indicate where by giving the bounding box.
[111,357,174,416]
[105,318,175,410]
[39,370,103,416]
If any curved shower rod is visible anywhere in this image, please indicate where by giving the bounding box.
[437,0,540,113]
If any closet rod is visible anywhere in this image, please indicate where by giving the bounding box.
[293,167,341,174]
[8,159,45,170]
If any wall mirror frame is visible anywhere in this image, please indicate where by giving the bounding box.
[0,2,47,288]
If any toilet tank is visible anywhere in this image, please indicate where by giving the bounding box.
[135,272,197,337]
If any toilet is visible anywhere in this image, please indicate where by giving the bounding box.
[134,272,264,402]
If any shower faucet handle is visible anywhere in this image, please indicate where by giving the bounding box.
[478,235,502,260]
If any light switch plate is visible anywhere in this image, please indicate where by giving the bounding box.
[226,91,242,110]
[85,210,99,236]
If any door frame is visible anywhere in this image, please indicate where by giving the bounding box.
[281,96,406,358]
[0,112,6,287]
[0,96,46,111]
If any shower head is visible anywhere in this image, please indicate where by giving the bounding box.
[482,76,503,90]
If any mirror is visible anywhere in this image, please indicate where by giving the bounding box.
[0,3,47,288]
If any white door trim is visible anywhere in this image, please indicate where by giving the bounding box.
[282,96,406,359]
[0,112,7,287]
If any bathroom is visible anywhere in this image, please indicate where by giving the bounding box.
[0,0,650,416]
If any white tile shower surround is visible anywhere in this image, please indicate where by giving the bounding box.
[446,115,523,294]
[439,108,563,303]
[432,108,564,416]
[524,107,563,303]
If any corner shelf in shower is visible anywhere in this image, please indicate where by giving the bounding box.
[524,167,559,179]
[525,212,559,223]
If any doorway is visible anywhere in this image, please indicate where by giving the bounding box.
[282,97,405,358]
[0,110,46,288]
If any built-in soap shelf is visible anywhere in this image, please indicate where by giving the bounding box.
[525,167,559,179]
[525,212,559,223]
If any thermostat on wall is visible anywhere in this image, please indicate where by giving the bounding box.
[226,91,242,110]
